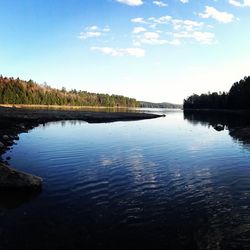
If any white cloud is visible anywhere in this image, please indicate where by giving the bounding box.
[199,6,235,23]
[116,0,143,6]
[173,31,193,39]
[229,0,250,7]
[180,0,189,3]
[148,15,172,24]
[169,39,181,46]
[141,15,203,31]
[133,26,147,34]
[78,31,101,40]
[89,26,98,30]
[78,26,110,40]
[137,32,169,45]
[172,19,204,31]
[131,14,215,45]
[131,17,148,24]
[193,31,215,44]
[143,32,158,39]
[103,27,111,32]
[133,32,182,46]
[153,1,168,7]
[91,47,145,57]
[173,31,215,44]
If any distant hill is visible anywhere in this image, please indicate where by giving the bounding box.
[140,101,182,109]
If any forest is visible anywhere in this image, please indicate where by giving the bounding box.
[140,101,182,109]
[0,76,139,107]
[183,76,250,110]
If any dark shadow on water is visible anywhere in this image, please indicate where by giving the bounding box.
[0,189,41,209]
[184,110,250,145]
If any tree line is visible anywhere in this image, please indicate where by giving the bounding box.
[183,76,250,110]
[0,76,139,107]
[140,101,182,109]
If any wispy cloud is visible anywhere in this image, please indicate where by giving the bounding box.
[131,14,214,45]
[131,17,148,24]
[81,4,229,58]
[133,26,147,34]
[153,1,168,7]
[137,32,169,45]
[91,47,145,57]
[133,29,182,46]
[116,0,143,6]
[172,19,204,31]
[135,15,204,31]
[199,6,235,23]
[172,31,215,44]
[78,31,101,40]
[192,31,215,44]
[78,26,110,40]
[229,0,250,7]
[148,16,172,25]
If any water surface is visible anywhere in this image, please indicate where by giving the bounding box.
[1,110,250,250]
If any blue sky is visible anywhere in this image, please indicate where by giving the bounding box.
[0,0,249,103]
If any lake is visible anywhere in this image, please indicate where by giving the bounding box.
[1,109,250,250]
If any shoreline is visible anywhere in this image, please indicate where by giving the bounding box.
[0,106,164,189]
[0,104,134,110]
[0,106,164,157]
[183,108,250,114]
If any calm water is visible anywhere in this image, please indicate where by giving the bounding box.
[1,110,250,250]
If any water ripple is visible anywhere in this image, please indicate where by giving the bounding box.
[2,114,250,249]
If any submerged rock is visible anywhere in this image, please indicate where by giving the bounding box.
[0,142,4,148]
[0,163,42,190]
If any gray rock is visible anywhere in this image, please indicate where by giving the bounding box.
[0,163,42,190]
[2,135,9,140]
[18,124,25,129]
[0,142,4,148]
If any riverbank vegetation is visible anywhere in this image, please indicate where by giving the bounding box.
[184,76,250,110]
[0,76,139,107]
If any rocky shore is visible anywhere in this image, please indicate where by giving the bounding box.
[0,162,42,190]
[0,106,164,190]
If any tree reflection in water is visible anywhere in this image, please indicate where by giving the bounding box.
[184,110,250,145]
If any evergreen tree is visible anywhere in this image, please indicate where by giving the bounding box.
[0,75,140,107]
